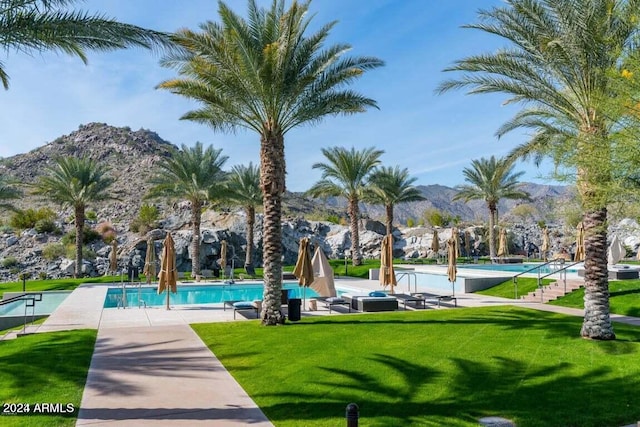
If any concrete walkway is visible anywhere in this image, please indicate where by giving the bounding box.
[19,276,640,426]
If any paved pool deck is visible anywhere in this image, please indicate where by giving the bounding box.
[8,272,640,426]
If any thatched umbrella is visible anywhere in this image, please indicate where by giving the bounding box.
[380,234,397,294]
[143,239,157,285]
[447,236,457,296]
[574,222,585,262]
[293,237,314,309]
[158,233,177,310]
[497,228,508,257]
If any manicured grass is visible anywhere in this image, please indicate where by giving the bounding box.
[475,277,553,299]
[550,279,640,317]
[0,329,97,426]
[193,306,640,427]
[0,276,122,298]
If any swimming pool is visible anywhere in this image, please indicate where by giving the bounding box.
[458,263,579,274]
[0,291,71,316]
[103,283,323,308]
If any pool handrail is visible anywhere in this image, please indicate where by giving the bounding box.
[511,258,579,299]
[0,292,43,334]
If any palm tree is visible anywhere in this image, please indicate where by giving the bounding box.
[157,1,383,325]
[147,142,228,278]
[0,0,172,89]
[366,166,425,236]
[226,163,262,270]
[307,146,383,266]
[437,0,640,340]
[0,176,21,211]
[453,156,530,258]
[33,157,113,277]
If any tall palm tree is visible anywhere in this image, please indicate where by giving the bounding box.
[0,0,172,89]
[33,157,113,277]
[366,166,425,236]
[226,162,262,270]
[453,156,530,258]
[307,146,383,266]
[438,0,640,340]
[0,176,21,211]
[147,142,228,278]
[157,0,383,325]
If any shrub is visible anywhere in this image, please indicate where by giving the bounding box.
[325,214,341,224]
[38,272,47,280]
[43,243,66,260]
[95,221,117,243]
[9,207,57,230]
[2,256,18,268]
[65,245,96,260]
[62,227,101,245]
[86,211,98,221]
[130,203,160,235]
[0,224,13,234]
[424,209,450,227]
[406,218,415,228]
[34,218,58,233]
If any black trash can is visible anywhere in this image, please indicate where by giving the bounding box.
[288,298,301,321]
[128,266,139,281]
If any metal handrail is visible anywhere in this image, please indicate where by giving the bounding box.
[537,260,583,300]
[0,293,43,335]
[397,271,417,294]
[512,258,580,299]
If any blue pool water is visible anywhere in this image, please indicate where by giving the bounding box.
[0,291,71,317]
[103,283,323,308]
[458,263,579,274]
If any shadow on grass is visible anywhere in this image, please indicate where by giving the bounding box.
[255,353,640,427]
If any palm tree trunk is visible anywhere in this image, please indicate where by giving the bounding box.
[191,201,202,277]
[260,127,286,325]
[245,205,255,268]
[580,208,615,340]
[488,203,496,258]
[348,197,362,266]
[74,205,84,278]
[385,204,394,236]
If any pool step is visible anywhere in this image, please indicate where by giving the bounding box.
[0,324,41,341]
[521,279,584,303]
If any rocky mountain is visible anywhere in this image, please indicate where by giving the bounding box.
[0,122,582,282]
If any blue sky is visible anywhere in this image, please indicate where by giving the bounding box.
[0,0,556,192]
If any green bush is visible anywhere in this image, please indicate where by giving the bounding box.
[86,210,98,221]
[34,218,58,233]
[0,224,13,233]
[424,208,450,227]
[42,243,67,260]
[62,227,101,245]
[9,207,57,230]
[325,214,341,224]
[2,257,18,268]
[64,245,96,260]
[406,218,415,227]
[130,203,160,234]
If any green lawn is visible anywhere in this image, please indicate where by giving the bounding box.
[475,277,553,299]
[0,329,96,427]
[192,306,640,427]
[0,276,122,298]
[550,279,640,317]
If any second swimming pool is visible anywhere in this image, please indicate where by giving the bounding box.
[103,282,326,308]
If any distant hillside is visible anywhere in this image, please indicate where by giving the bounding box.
[0,122,573,226]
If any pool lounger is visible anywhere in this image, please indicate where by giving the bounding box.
[224,300,260,319]
[316,297,351,313]
[390,293,426,310]
[412,293,457,308]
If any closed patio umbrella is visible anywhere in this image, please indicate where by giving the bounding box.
[447,236,457,296]
[143,239,156,285]
[574,222,585,262]
[293,237,314,310]
[310,247,336,297]
[451,228,460,259]
[608,234,626,265]
[497,228,508,257]
[380,234,397,294]
[540,228,550,261]
[109,240,118,274]
[158,233,177,310]
[219,240,228,278]
[431,229,440,259]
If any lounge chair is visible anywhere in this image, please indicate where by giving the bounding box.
[224,300,260,319]
[391,293,426,310]
[316,296,351,313]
